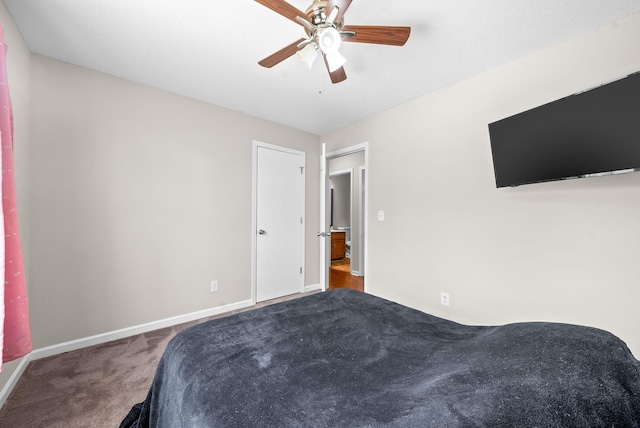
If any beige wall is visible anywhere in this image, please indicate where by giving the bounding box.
[322,12,640,357]
[28,56,320,348]
[0,1,32,391]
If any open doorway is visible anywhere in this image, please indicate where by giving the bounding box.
[321,143,367,292]
[328,169,362,291]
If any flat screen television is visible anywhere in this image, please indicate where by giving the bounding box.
[488,72,640,188]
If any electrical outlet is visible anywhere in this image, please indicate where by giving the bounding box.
[440,292,450,307]
[210,280,219,293]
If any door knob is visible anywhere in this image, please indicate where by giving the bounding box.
[317,232,330,237]
[258,229,266,235]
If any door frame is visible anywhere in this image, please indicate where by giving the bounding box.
[358,165,366,277]
[320,142,368,292]
[252,140,306,304]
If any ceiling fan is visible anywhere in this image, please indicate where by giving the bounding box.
[255,0,411,84]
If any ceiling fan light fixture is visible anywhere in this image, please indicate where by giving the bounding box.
[297,43,318,69]
[325,50,346,72]
[255,0,411,84]
[318,26,341,55]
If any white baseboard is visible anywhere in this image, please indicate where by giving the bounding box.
[31,299,254,361]
[0,299,253,408]
[0,355,31,409]
[304,283,322,292]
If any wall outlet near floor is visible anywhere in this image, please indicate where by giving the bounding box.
[210,280,219,293]
[440,292,450,307]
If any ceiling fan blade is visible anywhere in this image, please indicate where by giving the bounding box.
[341,25,411,46]
[326,0,353,24]
[329,67,347,84]
[325,6,339,26]
[254,0,311,26]
[259,38,307,68]
[323,55,347,84]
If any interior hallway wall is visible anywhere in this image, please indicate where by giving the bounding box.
[330,174,350,228]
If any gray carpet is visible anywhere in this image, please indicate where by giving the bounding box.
[0,293,312,427]
[0,325,178,427]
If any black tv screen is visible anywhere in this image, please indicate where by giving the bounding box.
[488,72,640,187]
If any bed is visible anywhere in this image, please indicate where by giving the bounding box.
[120,289,640,427]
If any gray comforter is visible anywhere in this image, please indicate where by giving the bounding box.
[121,289,640,427]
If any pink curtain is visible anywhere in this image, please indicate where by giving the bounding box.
[0,23,32,370]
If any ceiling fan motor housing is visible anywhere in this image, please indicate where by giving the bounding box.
[305,0,343,29]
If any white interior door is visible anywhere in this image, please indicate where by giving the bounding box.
[359,166,366,277]
[255,143,305,302]
[319,144,331,290]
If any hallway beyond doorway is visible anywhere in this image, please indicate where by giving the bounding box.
[329,259,364,292]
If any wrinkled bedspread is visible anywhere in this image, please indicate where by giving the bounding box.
[121,289,640,427]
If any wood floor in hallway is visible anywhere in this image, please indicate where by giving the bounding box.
[329,258,364,292]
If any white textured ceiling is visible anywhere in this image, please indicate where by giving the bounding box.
[4,0,640,135]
